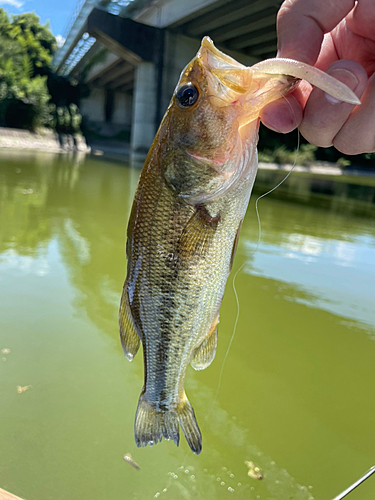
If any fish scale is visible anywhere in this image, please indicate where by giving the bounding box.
[119,36,360,454]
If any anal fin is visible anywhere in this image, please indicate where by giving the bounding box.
[191,319,218,371]
[119,288,140,361]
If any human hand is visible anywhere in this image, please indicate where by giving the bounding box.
[260,0,375,154]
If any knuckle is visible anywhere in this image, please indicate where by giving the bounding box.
[276,2,293,29]
[333,132,375,155]
[299,124,333,149]
[277,1,293,19]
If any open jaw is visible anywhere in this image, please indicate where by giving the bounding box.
[199,36,360,112]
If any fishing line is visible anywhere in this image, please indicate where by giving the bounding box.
[255,128,300,251]
[213,93,301,403]
[214,261,245,402]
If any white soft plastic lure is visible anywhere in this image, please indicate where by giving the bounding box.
[252,57,360,105]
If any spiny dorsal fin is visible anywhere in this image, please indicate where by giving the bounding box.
[191,321,218,371]
[179,204,220,257]
[119,289,140,361]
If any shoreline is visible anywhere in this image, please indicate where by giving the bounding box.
[0,126,374,182]
[0,126,90,153]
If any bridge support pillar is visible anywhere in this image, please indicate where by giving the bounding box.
[131,62,158,163]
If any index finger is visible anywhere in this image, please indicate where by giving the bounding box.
[277,0,355,64]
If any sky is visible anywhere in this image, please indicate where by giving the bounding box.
[0,0,78,38]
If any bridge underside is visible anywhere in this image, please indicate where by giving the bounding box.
[168,0,279,59]
[66,0,282,159]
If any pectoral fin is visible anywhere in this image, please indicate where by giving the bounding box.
[179,204,220,257]
[119,289,140,361]
[191,320,218,371]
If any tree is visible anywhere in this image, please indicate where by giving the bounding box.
[10,13,56,76]
[0,9,55,130]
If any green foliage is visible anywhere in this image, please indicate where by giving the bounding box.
[5,12,56,76]
[0,8,84,132]
[337,157,351,168]
[259,144,317,166]
[258,122,375,168]
[0,8,57,130]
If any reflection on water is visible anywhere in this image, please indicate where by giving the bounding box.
[0,151,374,500]
[242,202,375,333]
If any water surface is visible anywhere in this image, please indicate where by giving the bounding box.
[0,151,374,500]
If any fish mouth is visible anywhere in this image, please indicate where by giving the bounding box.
[197,37,299,122]
[198,36,245,70]
[197,37,253,96]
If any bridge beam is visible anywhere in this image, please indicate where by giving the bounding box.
[87,9,163,65]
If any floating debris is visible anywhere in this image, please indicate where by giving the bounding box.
[1,348,10,355]
[16,385,32,394]
[245,461,263,480]
[123,453,140,470]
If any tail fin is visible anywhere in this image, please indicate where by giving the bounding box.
[176,396,202,455]
[134,394,202,454]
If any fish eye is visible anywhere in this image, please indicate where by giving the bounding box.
[176,83,199,108]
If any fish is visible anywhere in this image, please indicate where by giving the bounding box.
[119,37,360,455]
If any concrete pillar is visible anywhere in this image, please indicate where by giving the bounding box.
[131,62,157,163]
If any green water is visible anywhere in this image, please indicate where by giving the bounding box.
[1,150,374,500]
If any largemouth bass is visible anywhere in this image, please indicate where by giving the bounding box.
[120,37,359,454]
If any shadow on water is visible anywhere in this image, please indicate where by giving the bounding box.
[0,151,375,500]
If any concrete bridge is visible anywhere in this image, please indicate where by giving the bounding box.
[53,0,283,159]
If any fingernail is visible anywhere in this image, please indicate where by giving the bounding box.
[325,68,359,104]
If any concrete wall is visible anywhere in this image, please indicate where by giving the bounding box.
[161,33,199,114]
[84,50,120,83]
[80,88,106,123]
[80,88,132,138]
[113,93,132,126]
